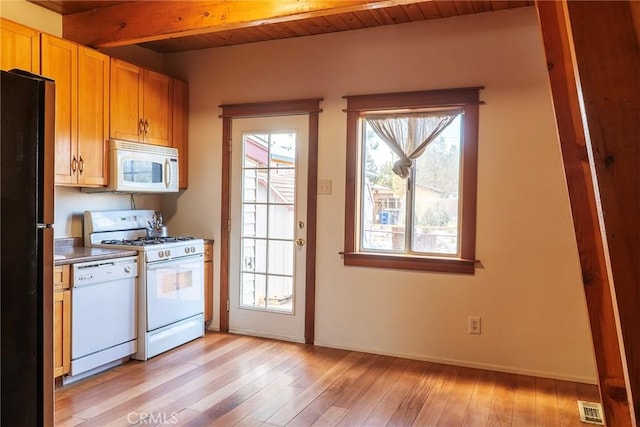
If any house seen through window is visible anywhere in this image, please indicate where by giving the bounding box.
[343,87,481,274]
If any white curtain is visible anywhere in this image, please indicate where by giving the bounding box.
[366,110,461,178]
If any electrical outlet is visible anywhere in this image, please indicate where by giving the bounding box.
[468,316,481,334]
[318,179,332,195]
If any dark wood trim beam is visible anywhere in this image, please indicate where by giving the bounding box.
[343,86,483,111]
[219,115,232,333]
[219,98,323,118]
[61,0,432,48]
[565,1,640,422]
[305,111,319,344]
[536,1,639,424]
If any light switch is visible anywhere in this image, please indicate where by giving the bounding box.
[318,179,332,195]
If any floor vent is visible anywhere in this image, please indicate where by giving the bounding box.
[577,400,604,425]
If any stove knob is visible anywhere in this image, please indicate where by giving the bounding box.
[184,247,189,254]
[166,250,171,257]
[159,250,164,258]
[124,266,132,273]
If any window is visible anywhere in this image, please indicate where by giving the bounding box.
[343,88,481,274]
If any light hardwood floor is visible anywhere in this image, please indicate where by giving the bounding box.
[54,332,600,426]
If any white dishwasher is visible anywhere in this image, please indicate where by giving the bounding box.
[66,256,138,382]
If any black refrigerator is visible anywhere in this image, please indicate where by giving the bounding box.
[1,69,55,426]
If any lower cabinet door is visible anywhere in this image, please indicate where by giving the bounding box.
[53,290,70,378]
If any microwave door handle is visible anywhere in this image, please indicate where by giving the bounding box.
[165,158,171,189]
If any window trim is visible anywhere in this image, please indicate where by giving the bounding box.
[342,87,482,274]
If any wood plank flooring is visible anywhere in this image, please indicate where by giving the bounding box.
[54,332,600,426]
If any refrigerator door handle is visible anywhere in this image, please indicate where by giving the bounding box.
[36,223,54,229]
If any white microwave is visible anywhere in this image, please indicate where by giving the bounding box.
[107,140,179,193]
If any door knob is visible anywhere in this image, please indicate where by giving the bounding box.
[295,238,306,247]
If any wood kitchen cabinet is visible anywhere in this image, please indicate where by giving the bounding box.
[172,78,189,189]
[110,58,172,147]
[53,265,71,378]
[41,34,109,187]
[0,18,40,72]
[204,242,213,325]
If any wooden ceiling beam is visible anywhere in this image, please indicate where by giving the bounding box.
[61,0,432,48]
[536,0,639,424]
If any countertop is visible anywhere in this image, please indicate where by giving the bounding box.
[54,237,137,266]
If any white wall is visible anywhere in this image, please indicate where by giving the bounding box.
[2,0,164,238]
[164,7,597,382]
[53,187,162,238]
[0,0,60,35]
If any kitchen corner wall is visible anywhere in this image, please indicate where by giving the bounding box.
[164,7,598,382]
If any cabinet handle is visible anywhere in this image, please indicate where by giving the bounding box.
[138,119,145,135]
[78,156,84,175]
[71,156,77,173]
[144,119,150,134]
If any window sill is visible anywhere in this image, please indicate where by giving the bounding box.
[341,252,476,274]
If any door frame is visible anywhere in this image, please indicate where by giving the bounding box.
[219,98,322,344]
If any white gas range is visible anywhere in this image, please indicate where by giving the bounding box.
[84,209,204,360]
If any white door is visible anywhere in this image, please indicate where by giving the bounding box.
[229,115,308,343]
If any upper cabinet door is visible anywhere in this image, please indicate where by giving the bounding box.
[77,47,109,186]
[110,59,144,143]
[143,69,172,147]
[41,34,78,186]
[0,18,40,72]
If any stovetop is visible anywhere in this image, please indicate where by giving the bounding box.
[101,236,197,247]
[84,210,204,261]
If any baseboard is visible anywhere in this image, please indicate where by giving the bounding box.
[205,323,220,332]
[313,339,598,385]
[228,328,305,344]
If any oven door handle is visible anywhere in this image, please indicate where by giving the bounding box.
[147,256,202,270]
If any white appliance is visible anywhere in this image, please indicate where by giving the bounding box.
[84,210,204,360]
[66,256,138,382]
[85,140,179,193]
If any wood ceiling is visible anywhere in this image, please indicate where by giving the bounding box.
[29,1,534,53]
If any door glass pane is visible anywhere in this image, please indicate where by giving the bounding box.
[243,168,258,202]
[268,240,294,276]
[240,130,296,313]
[269,132,296,167]
[266,276,293,312]
[242,238,266,273]
[243,204,267,238]
[269,204,294,240]
[269,169,295,204]
[241,272,266,308]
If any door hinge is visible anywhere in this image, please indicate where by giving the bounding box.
[227,219,231,233]
[226,299,230,312]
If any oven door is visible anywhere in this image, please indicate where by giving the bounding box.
[146,255,204,331]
